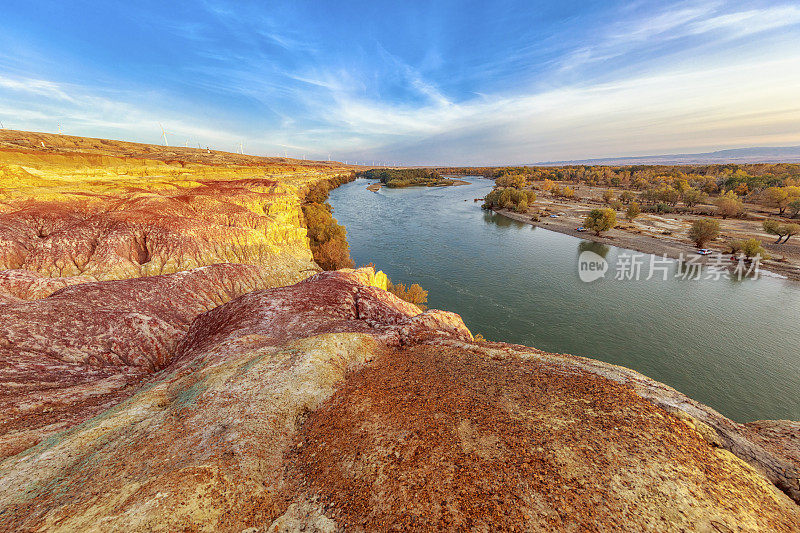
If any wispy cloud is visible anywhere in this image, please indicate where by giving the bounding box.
[2,1,800,163]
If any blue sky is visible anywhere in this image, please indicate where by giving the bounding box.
[2,1,800,164]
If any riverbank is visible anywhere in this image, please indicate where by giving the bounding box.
[491,203,800,282]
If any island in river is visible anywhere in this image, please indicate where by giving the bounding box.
[359,167,469,190]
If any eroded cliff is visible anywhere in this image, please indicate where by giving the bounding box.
[0,132,798,532]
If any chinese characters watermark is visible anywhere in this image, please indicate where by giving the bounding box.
[578,251,761,282]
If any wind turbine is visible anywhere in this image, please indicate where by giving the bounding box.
[0,120,4,128]
[159,123,175,146]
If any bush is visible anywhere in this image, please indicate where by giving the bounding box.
[688,218,720,247]
[619,191,635,204]
[625,202,641,221]
[584,208,616,235]
[302,201,354,270]
[729,238,768,259]
[602,190,614,204]
[387,281,428,310]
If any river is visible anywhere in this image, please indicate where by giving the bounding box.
[329,177,800,422]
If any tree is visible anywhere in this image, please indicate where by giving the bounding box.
[658,187,681,206]
[496,174,526,189]
[674,179,690,195]
[761,187,789,215]
[730,238,768,259]
[788,198,800,218]
[584,208,616,235]
[688,218,720,247]
[784,223,800,243]
[302,202,354,270]
[619,190,635,204]
[387,281,428,310]
[602,190,614,204]
[682,188,708,208]
[715,191,744,219]
[763,219,800,243]
[625,202,641,221]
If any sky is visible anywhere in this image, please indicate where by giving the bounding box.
[1,1,800,165]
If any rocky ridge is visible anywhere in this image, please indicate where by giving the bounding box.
[0,132,798,531]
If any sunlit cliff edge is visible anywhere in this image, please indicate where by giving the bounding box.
[0,130,798,531]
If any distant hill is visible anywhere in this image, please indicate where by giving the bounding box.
[534,146,800,166]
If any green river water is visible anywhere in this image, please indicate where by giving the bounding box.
[329,177,800,422]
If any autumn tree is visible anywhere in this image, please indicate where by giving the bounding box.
[761,187,789,215]
[496,174,526,189]
[584,208,616,235]
[387,281,428,310]
[788,198,800,218]
[715,191,744,219]
[730,238,768,259]
[763,219,800,244]
[602,190,614,204]
[688,218,720,247]
[302,202,354,270]
[682,188,708,208]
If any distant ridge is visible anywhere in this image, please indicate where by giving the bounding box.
[533,145,800,166]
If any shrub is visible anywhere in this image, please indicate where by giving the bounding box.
[302,202,354,270]
[609,200,623,211]
[688,218,720,247]
[584,208,616,235]
[625,202,641,221]
[602,190,614,204]
[619,191,635,204]
[387,281,428,310]
[729,238,768,259]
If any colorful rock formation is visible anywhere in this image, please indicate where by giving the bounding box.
[0,132,798,531]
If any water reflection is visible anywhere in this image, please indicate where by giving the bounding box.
[577,240,610,258]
